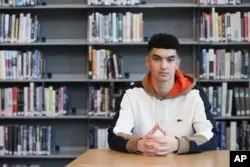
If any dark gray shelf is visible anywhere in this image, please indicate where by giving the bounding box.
[1,74,250,83]
[0,115,114,120]
[0,4,85,9]
[0,114,114,120]
[0,150,83,159]
[0,3,197,9]
[3,3,250,9]
[4,114,250,121]
[0,115,88,119]
[215,116,250,120]
[0,38,197,46]
[0,4,88,9]
[87,116,114,120]
[0,146,87,159]
[198,79,250,83]
[0,39,87,46]
[4,39,250,46]
[199,4,250,8]
[0,74,145,83]
[199,41,250,45]
[89,38,197,45]
[88,41,147,46]
[88,3,198,8]
[0,74,88,83]
[5,39,250,46]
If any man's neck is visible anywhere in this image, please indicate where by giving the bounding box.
[152,77,175,98]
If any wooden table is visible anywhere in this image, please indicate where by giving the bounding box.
[66,149,230,167]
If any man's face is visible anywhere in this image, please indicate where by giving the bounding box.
[146,48,180,82]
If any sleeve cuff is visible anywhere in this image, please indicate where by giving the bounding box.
[116,133,141,153]
[176,136,190,154]
[126,137,142,153]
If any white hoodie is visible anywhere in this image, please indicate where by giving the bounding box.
[108,69,217,154]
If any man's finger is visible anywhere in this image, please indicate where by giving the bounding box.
[147,124,158,135]
[155,147,170,156]
[144,134,155,140]
[155,145,168,152]
[153,136,168,144]
[157,124,167,136]
[144,148,156,155]
[144,141,156,149]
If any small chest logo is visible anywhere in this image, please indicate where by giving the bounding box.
[177,119,182,122]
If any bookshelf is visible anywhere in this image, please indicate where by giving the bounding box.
[0,0,250,166]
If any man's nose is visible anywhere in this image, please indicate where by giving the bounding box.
[160,60,168,69]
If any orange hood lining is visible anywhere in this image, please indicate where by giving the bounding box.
[142,69,196,99]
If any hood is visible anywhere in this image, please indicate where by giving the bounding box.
[142,69,196,100]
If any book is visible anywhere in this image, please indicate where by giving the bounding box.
[199,48,250,80]
[88,46,124,80]
[199,0,242,5]
[0,13,40,44]
[87,0,143,6]
[0,83,69,117]
[0,49,45,80]
[0,0,42,7]
[0,124,52,156]
[88,12,143,43]
[200,8,250,43]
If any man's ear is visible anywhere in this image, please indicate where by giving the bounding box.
[145,55,150,69]
[176,58,181,69]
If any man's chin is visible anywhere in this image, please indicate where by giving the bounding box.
[157,76,171,82]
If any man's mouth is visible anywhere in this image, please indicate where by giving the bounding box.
[159,72,168,75]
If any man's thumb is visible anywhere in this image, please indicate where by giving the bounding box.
[157,124,167,136]
[148,123,158,135]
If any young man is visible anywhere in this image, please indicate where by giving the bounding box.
[108,33,217,155]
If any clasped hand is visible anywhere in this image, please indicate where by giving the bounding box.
[137,123,179,156]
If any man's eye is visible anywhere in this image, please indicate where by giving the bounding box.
[153,57,160,60]
[167,58,174,62]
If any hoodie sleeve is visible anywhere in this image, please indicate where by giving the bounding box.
[176,86,218,154]
[107,90,141,153]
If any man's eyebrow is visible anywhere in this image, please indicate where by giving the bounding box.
[152,54,176,58]
[152,54,161,57]
[166,55,176,59]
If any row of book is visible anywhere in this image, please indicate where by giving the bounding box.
[0,83,69,117]
[87,0,142,6]
[0,125,52,155]
[0,165,40,167]
[89,121,250,151]
[199,49,250,80]
[88,47,124,80]
[0,0,42,7]
[202,84,250,117]
[0,121,250,155]
[0,49,45,80]
[200,9,250,42]
[88,86,124,116]
[199,0,242,5]
[216,121,249,150]
[88,0,243,6]
[2,11,250,44]
[0,0,246,7]
[89,126,108,149]
[0,13,40,44]
[2,47,250,81]
[88,12,144,43]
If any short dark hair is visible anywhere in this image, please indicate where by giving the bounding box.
[148,33,180,53]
